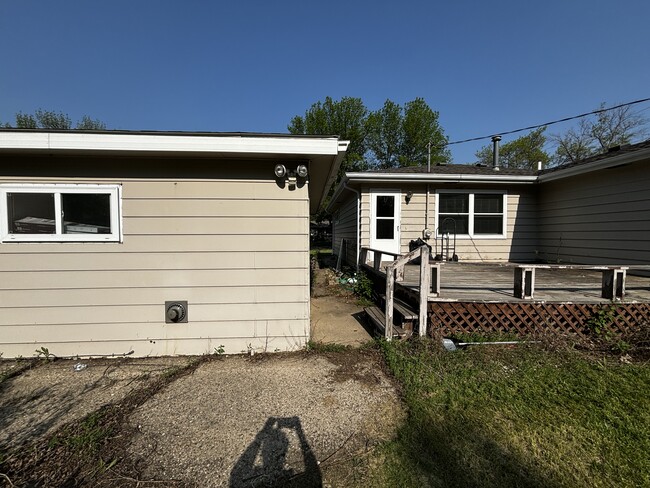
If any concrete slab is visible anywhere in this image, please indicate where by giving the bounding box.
[310,296,373,346]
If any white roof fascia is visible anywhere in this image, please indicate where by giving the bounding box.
[345,172,538,184]
[538,147,650,183]
[317,140,350,211]
[0,132,341,156]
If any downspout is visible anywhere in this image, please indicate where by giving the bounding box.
[343,181,361,271]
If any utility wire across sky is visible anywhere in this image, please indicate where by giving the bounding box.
[441,97,650,148]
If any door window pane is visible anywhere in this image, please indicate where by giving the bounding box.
[7,193,56,234]
[376,196,394,217]
[376,219,394,239]
[62,193,111,234]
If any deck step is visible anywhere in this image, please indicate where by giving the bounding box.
[364,306,408,338]
[379,295,418,320]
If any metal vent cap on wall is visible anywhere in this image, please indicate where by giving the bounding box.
[165,301,188,323]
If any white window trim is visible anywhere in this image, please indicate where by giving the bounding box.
[434,190,507,239]
[0,183,123,243]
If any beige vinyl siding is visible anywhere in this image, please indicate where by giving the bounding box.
[359,184,538,262]
[332,196,358,266]
[0,157,310,358]
[538,159,650,265]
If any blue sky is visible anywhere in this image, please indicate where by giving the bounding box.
[1,0,649,164]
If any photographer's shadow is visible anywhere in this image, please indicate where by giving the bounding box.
[229,416,322,488]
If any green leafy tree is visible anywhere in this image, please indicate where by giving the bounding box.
[550,103,648,165]
[289,96,451,215]
[366,98,450,168]
[288,96,368,173]
[16,109,72,129]
[475,127,550,170]
[7,109,106,131]
[365,99,402,168]
[76,115,107,130]
[400,98,450,167]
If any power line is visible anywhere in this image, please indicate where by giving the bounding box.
[441,97,650,147]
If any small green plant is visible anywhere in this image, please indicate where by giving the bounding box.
[50,411,111,454]
[35,346,54,361]
[161,366,182,379]
[214,344,226,355]
[612,340,631,354]
[586,305,619,339]
[353,271,373,301]
[94,457,118,476]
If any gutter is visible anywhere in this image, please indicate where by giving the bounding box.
[317,140,349,212]
[0,131,343,156]
[345,173,538,184]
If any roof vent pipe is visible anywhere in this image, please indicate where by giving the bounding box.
[491,135,501,171]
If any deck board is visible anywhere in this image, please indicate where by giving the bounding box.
[392,262,650,303]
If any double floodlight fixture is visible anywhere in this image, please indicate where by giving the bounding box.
[274,163,309,189]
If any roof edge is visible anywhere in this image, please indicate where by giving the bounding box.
[318,141,349,213]
[0,128,341,139]
[538,145,650,182]
[0,131,343,156]
[344,172,538,183]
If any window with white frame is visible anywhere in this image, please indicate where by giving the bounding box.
[436,191,506,238]
[0,184,122,242]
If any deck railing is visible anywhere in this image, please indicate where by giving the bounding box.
[360,245,433,340]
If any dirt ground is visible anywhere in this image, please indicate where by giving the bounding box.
[0,262,402,487]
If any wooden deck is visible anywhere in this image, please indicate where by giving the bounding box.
[362,256,650,339]
[396,262,650,304]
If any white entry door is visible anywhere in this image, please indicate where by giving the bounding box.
[370,190,401,262]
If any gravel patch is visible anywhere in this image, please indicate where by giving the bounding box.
[127,352,402,487]
[0,356,192,452]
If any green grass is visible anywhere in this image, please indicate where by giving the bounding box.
[372,339,650,488]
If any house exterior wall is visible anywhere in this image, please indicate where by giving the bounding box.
[357,183,538,262]
[0,156,310,358]
[537,158,650,265]
[332,195,358,267]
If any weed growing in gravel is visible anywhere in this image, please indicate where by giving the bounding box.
[35,347,54,361]
[161,366,183,379]
[49,411,112,455]
[306,341,351,353]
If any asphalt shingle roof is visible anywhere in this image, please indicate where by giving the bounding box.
[539,139,650,175]
[363,163,536,176]
[359,138,650,177]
